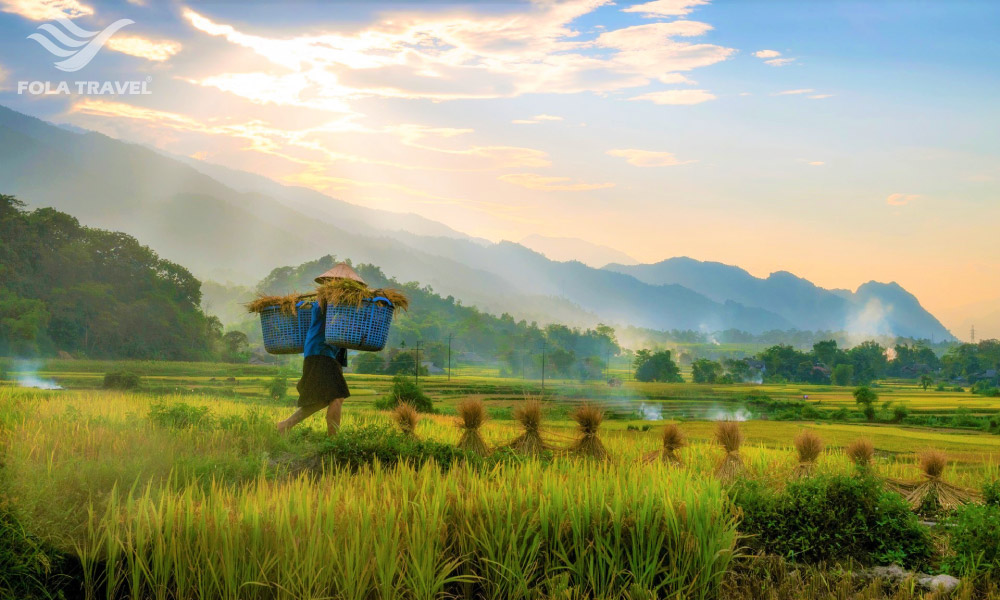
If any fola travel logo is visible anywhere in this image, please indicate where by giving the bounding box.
[18,16,152,96]
[28,17,134,73]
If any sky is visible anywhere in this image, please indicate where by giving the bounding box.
[0,0,998,339]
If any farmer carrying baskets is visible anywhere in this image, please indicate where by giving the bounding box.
[276,263,362,436]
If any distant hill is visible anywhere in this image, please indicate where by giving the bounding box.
[519,234,638,267]
[0,104,953,339]
[604,257,953,341]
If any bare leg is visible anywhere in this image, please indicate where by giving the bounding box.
[326,398,345,436]
[277,404,326,434]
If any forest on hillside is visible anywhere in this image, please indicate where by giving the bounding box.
[0,195,225,360]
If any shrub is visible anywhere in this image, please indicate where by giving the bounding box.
[892,404,909,423]
[376,374,433,412]
[972,381,1000,397]
[313,424,474,471]
[267,375,288,401]
[103,370,141,390]
[984,480,1000,507]
[951,407,983,429]
[148,402,214,429]
[0,505,77,599]
[730,474,932,568]
[945,504,1000,575]
[830,407,850,421]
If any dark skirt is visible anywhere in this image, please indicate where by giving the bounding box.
[296,355,351,408]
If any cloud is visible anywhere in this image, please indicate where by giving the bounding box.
[629,89,716,105]
[606,148,695,167]
[0,64,7,88]
[182,4,734,104]
[500,173,614,191]
[887,193,920,206]
[807,161,825,166]
[0,0,92,20]
[754,49,795,66]
[622,0,710,17]
[808,94,833,99]
[106,36,182,62]
[774,88,815,95]
[513,114,564,124]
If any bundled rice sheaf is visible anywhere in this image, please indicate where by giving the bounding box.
[507,398,549,456]
[792,430,823,477]
[715,421,745,482]
[316,279,410,311]
[846,438,875,469]
[570,403,609,460]
[903,449,978,511]
[455,398,489,455]
[245,292,314,316]
[392,403,420,438]
[644,423,685,465]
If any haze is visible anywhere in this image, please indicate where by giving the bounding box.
[1,0,997,339]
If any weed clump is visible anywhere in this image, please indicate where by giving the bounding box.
[570,403,609,460]
[508,398,549,456]
[306,424,473,472]
[149,402,213,429]
[103,371,141,390]
[715,421,744,482]
[730,474,933,568]
[455,398,489,455]
[792,430,823,477]
[375,374,433,413]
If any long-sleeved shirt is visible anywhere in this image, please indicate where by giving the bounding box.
[302,301,347,366]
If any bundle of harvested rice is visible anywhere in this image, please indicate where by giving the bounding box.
[316,279,410,311]
[570,403,609,460]
[245,292,314,315]
[392,403,419,438]
[507,399,549,455]
[792,430,823,477]
[903,450,978,511]
[644,424,685,464]
[846,438,875,470]
[455,398,489,455]
[715,421,745,482]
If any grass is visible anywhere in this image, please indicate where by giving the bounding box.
[4,363,1000,598]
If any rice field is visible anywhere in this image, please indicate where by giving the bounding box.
[2,364,1000,599]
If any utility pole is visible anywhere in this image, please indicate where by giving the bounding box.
[415,342,422,385]
[541,340,547,393]
[605,345,611,381]
[971,325,976,344]
[447,333,452,382]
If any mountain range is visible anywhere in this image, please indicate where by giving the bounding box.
[0,104,954,340]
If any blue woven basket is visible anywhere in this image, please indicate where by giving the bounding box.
[260,301,313,355]
[324,296,395,352]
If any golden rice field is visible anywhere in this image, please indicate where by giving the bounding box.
[2,373,1000,599]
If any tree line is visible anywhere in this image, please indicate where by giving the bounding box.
[681,339,999,389]
[0,195,228,360]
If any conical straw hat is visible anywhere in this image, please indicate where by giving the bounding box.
[315,262,367,285]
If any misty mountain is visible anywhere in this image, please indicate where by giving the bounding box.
[0,104,951,338]
[604,257,953,341]
[519,234,638,267]
[175,153,487,244]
